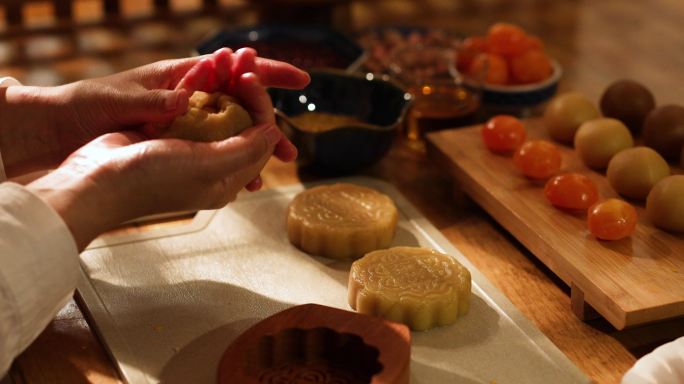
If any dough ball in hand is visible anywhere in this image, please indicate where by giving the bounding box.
[163,91,253,142]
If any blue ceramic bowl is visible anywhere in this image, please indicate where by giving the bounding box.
[269,70,411,174]
[478,59,562,107]
[196,24,365,72]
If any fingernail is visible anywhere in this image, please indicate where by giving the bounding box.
[246,176,263,192]
[263,124,281,146]
[236,47,256,56]
[214,47,233,55]
[242,72,259,84]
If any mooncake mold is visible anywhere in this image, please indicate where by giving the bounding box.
[287,183,398,259]
[217,303,411,384]
[163,90,253,142]
[348,246,471,331]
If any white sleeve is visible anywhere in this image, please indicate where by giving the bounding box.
[0,182,78,375]
[622,336,684,384]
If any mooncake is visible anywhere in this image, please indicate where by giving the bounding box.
[163,91,253,142]
[287,183,398,260]
[348,246,471,331]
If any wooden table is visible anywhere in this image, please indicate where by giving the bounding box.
[4,1,684,383]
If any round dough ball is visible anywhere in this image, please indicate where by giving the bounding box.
[163,91,253,142]
[606,147,670,200]
[646,175,684,233]
[574,118,634,170]
[642,105,684,162]
[544,92,600,144]
[600,79,655,134]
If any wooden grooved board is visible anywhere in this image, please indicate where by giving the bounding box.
[427,119,684,330]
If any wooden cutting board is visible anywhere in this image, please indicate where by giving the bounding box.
[427,119,684,330]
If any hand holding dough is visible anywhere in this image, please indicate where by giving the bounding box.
[163,91,253,142]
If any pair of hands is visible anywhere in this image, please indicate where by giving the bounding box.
[58,48,304,191]
[14,48,310,250]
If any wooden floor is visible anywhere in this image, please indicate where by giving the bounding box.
[3,1,684,384]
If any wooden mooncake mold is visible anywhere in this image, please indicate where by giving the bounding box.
[217,304,411,384]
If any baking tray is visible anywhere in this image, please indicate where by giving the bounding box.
[77,177,589,383]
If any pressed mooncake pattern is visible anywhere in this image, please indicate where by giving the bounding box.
[287,183,398,259]
[348,246,471,331]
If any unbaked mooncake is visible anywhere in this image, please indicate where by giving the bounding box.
[163,91,253,142]
[287,183,398,260]
[348,246,471,331]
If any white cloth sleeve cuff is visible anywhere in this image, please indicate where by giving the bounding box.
[0,182,78,374]
[622,336,684,384]
[0,76,22,183]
